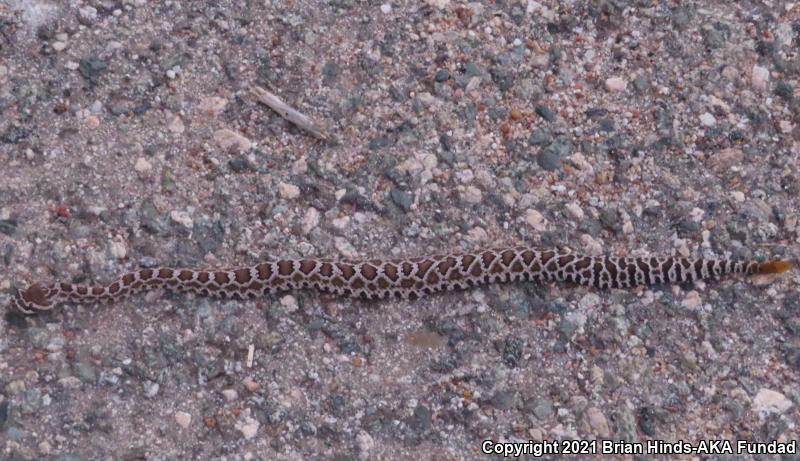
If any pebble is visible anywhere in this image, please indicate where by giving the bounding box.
[214,129,252,152]
[52,41,67,52]
[175,411,191,429]
[605,76,627,92]
[578,293,601,309]
[537,149,561,171]
[751,65,769,91]
[565,202,584,220]
[584,407,611,437]
[221,389,238,402]
[730,191,745,203]
[170,210,194,229]
[461,186,482,204]
[134,157,152,173]
[590,365,604,384]
[681,291,703,310]
[235,415,259,440]
[525,209,547,231]
[356,430,375,460]
[699,112,716,127]
[708,148,744,172]
[380,4,392,14]
[752,389,793,417]
[278,182,300,199]
[302,207,320,235]
[425,0,449,9]
[280,295,299,313]
[197,96,228,116]
[109,238,127,259]
[58,377,82,389]
[390,188,413,212]
[0,65,6,78]
[242,377,259,392]
[168,116,185,134]
[143,381,159,397]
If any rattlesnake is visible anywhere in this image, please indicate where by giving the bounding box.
[11,247,793,314]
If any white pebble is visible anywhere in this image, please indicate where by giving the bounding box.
[134,157,152,173]
[242,377,259,392]
[235,415,260,440]
[380,3,391,13]
[425,0,449,9]
[752,389,794,417]
[213,128,252,152]
[280,295,299,313]
[174,411,191,429]
[525,209,547,231]
[462,186,482,204]
[604,76,627,92]
[730,191,745,202]
[578,293,601,309]
[169,210,194,229]
[699,112,716,127]
[356,430,375,460]
[197,96,228,116]
[584,407,610,438]
[302,207,320,235]
[109,238,127,259]
[565,202,584,220]
[168,116,184,134]
[278,182,300,199]
[221,389,238,402]
[52,41,67,52]
[681,291,702,310]
[751,65,769,91]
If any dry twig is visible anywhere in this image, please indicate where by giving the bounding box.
[249,85,333,142]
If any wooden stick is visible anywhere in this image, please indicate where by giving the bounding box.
[249,85,333,142]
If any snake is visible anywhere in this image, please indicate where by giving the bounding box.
[10,247,793,314]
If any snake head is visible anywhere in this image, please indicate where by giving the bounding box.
[12,283,56,314]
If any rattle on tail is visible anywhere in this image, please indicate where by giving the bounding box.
[10,248,794,315]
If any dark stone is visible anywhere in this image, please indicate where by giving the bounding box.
[535,105,555,122]
[78,58,108,85]
[775,81,794,101]
[499,336,524,368]
[408,404,432,432]
[598,118,615,132]
[528,129,552,146]
[0,219,17,236]
[368,136,391,151]
[434,69,450,82]
[599,208,621,233]
[488,391,516,411]
[490,65,515,91]
[228,157,256,173]
[1,126,29,144]
[389,188,413,213]
[322,61,338,82]
[537,149,561,171]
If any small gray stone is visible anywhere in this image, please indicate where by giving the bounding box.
[531,398,554,420]
[390,188,413,212]
[73,361,98,383]
[535,105,555,122]
[434,69,450,82]
[0,219,17,236]
[537,149,561,171]
[78,58,108,85]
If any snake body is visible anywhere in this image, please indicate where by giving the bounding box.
[11,247,793,314]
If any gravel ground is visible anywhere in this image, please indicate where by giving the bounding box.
[1,0,799,459]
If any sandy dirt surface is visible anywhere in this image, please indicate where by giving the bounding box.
[1,0,799,459]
